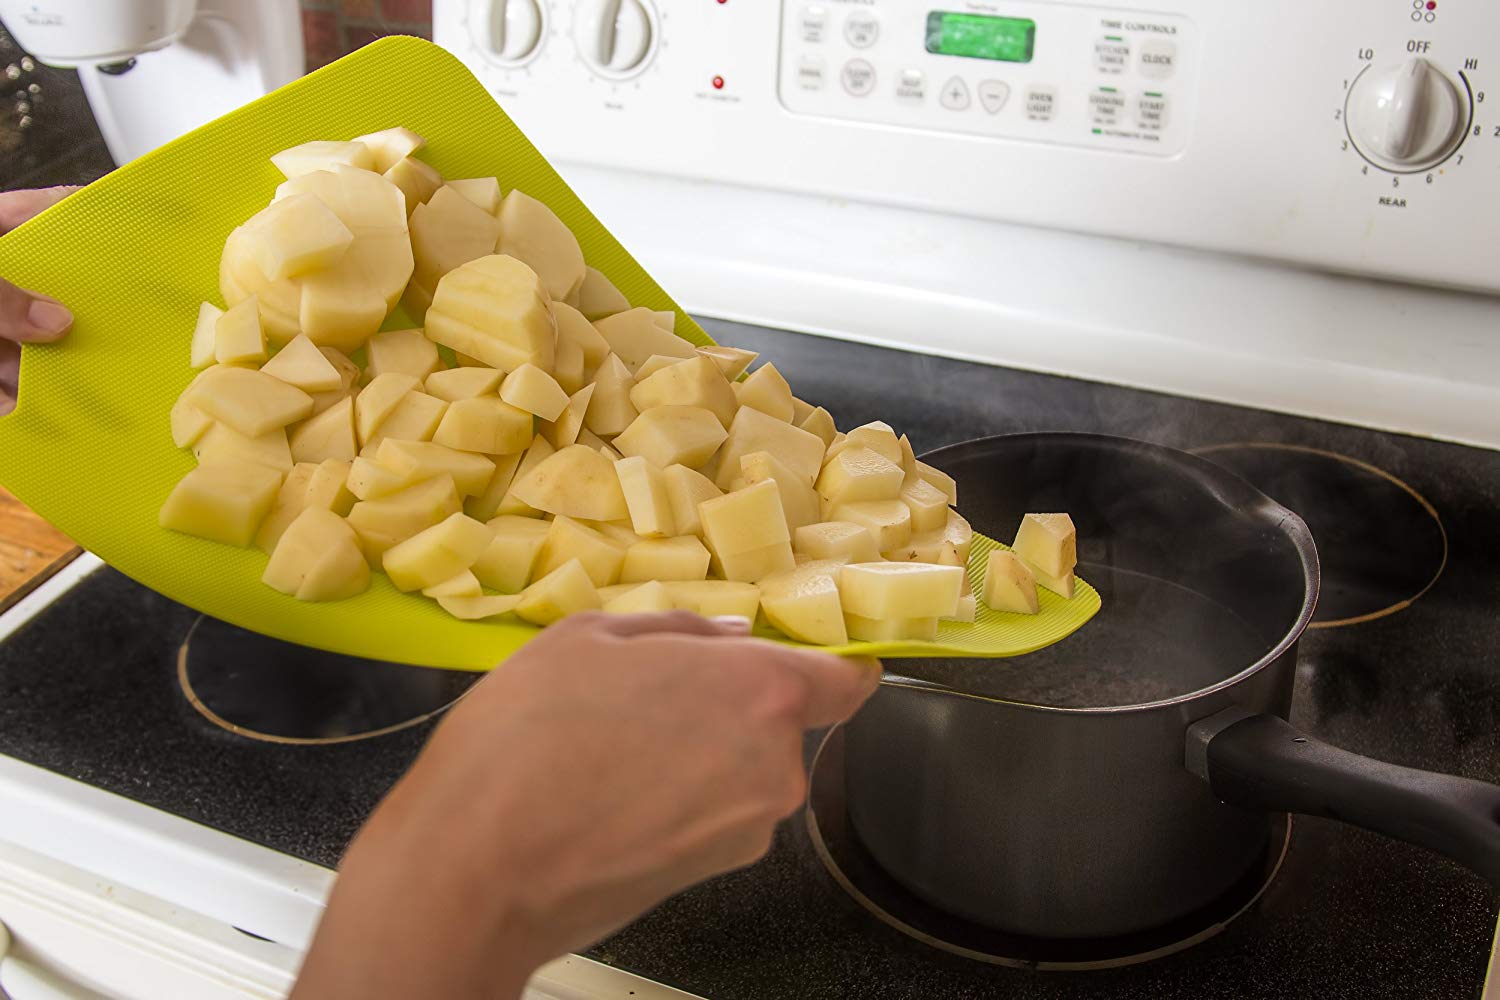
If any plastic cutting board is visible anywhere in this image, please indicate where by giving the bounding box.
[0,37,1099,670]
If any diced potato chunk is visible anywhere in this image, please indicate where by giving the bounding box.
[160,462,283,547]
[471,514,550,592]
[554,302,610,375]
[897,434,919,481]
[613,406,727,470]
[553,338,586,395]
[275,162,411,235]
[741,450,819,532]
[445,177,501,214]
[711,406,826,490]
[346,475,461,565]
[347,455,420,500]
[497,189,585,301]
[799,407,837,447]
[817,446,904,506]
[1013,513,1077,578]
[384,155,444,216]
[190,302,222,369]
[263,335,343,393]
[408,185,503,293]
[791,397,816,424]
[377,439,495,497]
[360,391,449,454]
[760,560,848,646]
[254,463,316,553]
[315,413,370,477]
[432,396,533,455]
[620,535,710,583]
[603,579,674,613]
[844,614,938,642]
[584,354,639,437]
[915,460,958,504]
[661,464,722,537]
[983,549,1039,614]
[794,521,880,564]
[354,126,425,172]
[535,515,626,588]
[700,481,795,583]
[827,421,902,467]
[382,512,493,592]
[243,193,353,281]
[426,366,504,401]
[424,254,555,372]
[500,363,569,421]
[214,296,266,365]
[270,140,374,179]
[355,373,421,444]
[589,520,643,547]
[900,477,951,533]
[839,562,963,620]
[614,456,675,538]
[947,594,978,623]
[515,558,601,625]
[629,355,737,429]
[696,345,757,381]
[540,384,594,450]
[577,429,620,460]
[735,363,794,422]
[634,355,689,381]
[594,308,696,372]
[367,328,440,382]
[423,570,483,598]
[193,423,293,472]
[884,509,974,565]
[262,507,370,601]
[662,581,761,620]
[509,444,628,521]
[1033,565,1076,599]
[464,452,524,522]
[652,310,675,331]
[170,395,213,449]
[495,437,554,518]
[577,267,631,320]
[828,499,912,551]
[309,346,359,415]
[297,264,387,355]
[439,594,522,620]
[220,227,301,343]
[305,459,356,515]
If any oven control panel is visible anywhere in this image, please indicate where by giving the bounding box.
[434,0,1500,294]
[777,3,1195,157]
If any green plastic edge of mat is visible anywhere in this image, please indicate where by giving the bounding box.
[0,36,1098,670]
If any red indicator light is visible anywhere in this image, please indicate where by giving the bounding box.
[713,75,725,89]
[1427,1,1436,8]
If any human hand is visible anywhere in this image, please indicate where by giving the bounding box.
[292,612,881,1000]
[1,187,77,415]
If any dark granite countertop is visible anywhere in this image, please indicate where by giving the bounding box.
[2,319,1498,999]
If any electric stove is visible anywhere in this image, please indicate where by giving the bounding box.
[2,318,1496,999]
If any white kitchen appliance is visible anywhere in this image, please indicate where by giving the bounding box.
[0,0,303,165]
[435,0,1500,448]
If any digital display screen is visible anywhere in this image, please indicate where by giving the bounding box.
[925,12,1036,63]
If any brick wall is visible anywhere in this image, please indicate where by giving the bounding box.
[300,0,433,71]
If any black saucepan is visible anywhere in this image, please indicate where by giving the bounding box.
[843,432,1500,940]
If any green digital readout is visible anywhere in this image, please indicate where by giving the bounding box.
[925,11,1036,63]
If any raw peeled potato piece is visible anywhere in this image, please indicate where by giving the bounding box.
[159,127,1080,645]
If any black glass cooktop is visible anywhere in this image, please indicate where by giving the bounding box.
[2,318,1497,999]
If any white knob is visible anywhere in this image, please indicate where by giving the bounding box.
[469,0,545,65]
[1349,57,1466,170]
[574,0,656,78]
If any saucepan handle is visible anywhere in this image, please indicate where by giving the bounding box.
[1186,708,1500,886]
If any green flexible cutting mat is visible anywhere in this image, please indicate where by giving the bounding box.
[0,36,1098,670]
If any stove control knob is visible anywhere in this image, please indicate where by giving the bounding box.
[574,0,656,79]
[469,0,545,65]
[1348,57,1466,171]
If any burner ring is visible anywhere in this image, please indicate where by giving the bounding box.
[1192,443,1447,630]
[177,616,477,746]
[805,726,1290,970]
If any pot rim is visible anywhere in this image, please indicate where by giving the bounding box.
[887,432,1322,716]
